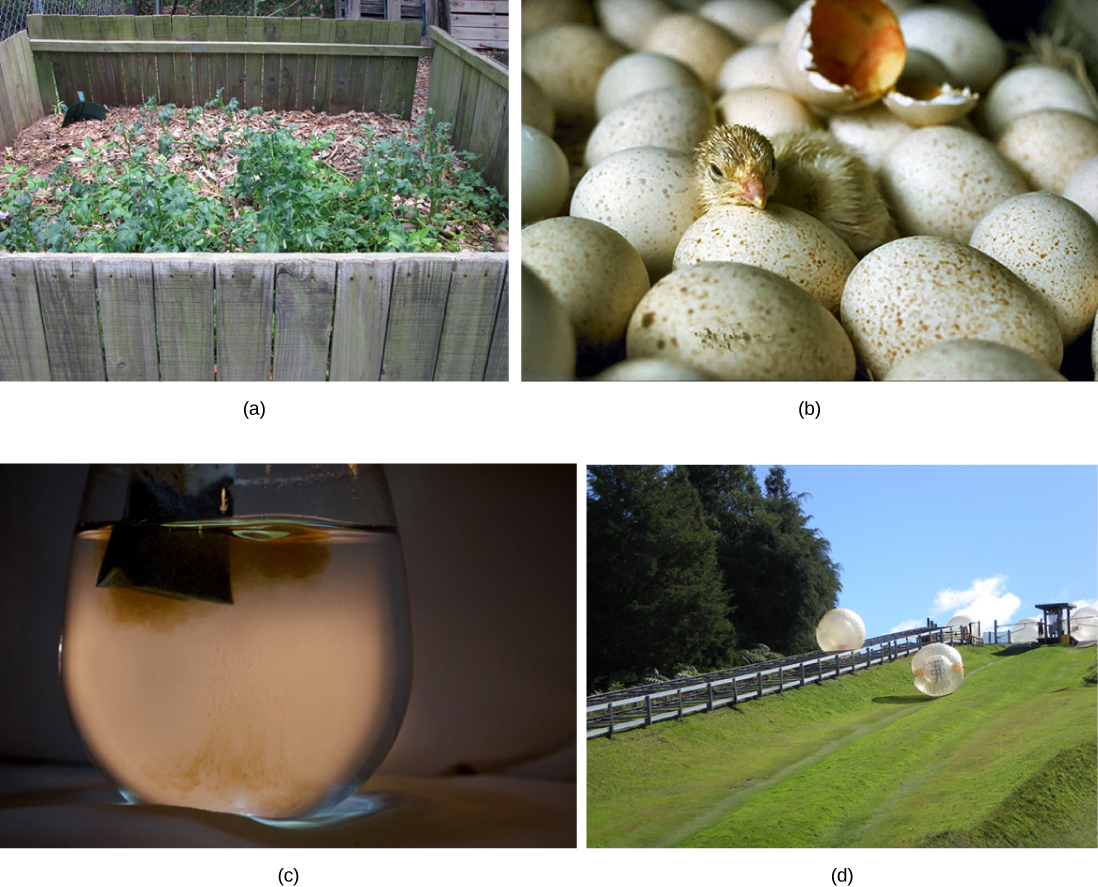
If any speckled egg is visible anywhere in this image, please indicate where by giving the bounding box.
[840,236,1064,379]
[828,103,915,172]
[874,379,1036,454]
[881,126,1028,242]
[595,0,676,50]
[671,410,852,463]
[521,265,576,381]
[570,146,704,281]
[898,6,1006,91]
[969,191,1098,342]
[699,0,788,41]
[884,339,1067,381]
[996,110,1098,194]
[640,13,743,93]
[981,65,1098,140]
[566,382,702,463]
[673,203,857,313]
[718,43,786,91]
[626,262,856,380]
[522,217,651,354]
[522,125,570,225]
[716,86,822,136]
[522,23,627,120]
[518,423,641,540]
[595,52,705,118]
[869,443,992,463]
[1063,155,1098,224]
[586,86,715,167]
[590,357,718,380]
[970,397,1098,461]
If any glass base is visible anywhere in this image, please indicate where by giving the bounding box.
[115,788,391,828]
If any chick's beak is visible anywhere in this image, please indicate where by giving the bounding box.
[739,177,767,208]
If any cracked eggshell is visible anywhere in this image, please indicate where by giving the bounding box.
[566,382,702,463]
[586,86,715,167]
[996,110,1098,194]
[522,23,627,120]
[881,126,1028,242]
[595,0,676,50]
[595,52,705,119]
[673,203,857,314]
[640,13,743,93]
[970,397,1098,461]
[522,216,652,354]
[878,379,1032,450]
[898,6,1005,91]
[840,236,1064,379]
[626,262,856,380]
[521,125,570,225]
[590,358,718,380]
[716,86,822,137]
[570,146,704,281]
[520,421,641,540]
[778,0,906,112]
[968,191,1098,343]
[521,265,576,381]
[671,408,852,463]
[882,52,978,127]
[869,443,992,463]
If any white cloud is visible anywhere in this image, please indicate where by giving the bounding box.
[890,618,923,633]
[930,575,1022,628]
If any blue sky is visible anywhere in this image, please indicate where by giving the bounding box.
[751,465,1097,639]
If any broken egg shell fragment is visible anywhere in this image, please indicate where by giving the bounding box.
[883,81,978,127]
[778,0,906,113]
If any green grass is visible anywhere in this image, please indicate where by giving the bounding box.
[587,644,1097,848]
[860,851,1098,887]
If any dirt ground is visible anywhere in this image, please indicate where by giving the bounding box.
[1,57,507,252]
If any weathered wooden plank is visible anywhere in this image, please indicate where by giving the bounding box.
[41,14,81,107]
[245,18,265,108]
[450,0,507,12]
[296,16,321,110]
[261,17,283,112]
[451,63,483,159]
[151,15,175,106]
[170,16,195,108]
[271,260,337,382]
[107,16,140,107]
[379,23,419,118]
[207,16,229,106]
[329,257,395,381]
[153,258,215,381]
[0,37,26,143]
[428,26,505,87]
[278,17,302,112]
[381,257,450,381]
[8,31,43,125]
[483,264,508,381]
[27,15,60,114]
[327,19,354,114]
[28,40,430,57]
[313,19,335,112]
[131,15,156,104]
[95,257,159,381]
[188,16,212,106]
[215,257,274,382]
[34,256,104,381]
[0,257,52,381]
[433,257,506,380]
[465,68,508,194]
[222,16,247,106]
[426,39,465,134]
[88,16,121,107]
[71,16,105,108]
[351,20,378,113]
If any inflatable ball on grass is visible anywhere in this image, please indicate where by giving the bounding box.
[911,643,964,697]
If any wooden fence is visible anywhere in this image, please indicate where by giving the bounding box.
[446,1,508,50]
[587,623,980,739]
[425,25,506,195]
[0,29,46,151]
[0,253,508,381]
[26,14,428,117]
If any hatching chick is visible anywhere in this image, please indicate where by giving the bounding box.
[698,382,895,463]
[696,123,896,256]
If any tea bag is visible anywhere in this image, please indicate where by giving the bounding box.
[97,465,236,604]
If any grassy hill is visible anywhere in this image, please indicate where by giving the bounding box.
[860,851,1098,887]
[587,644,1097,848]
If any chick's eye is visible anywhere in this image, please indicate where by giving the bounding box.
[708,163,723,180]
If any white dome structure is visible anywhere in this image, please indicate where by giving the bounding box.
[1012,617,1041,644]
[909,847,961,882]
[911,642,965,697]
[816,608,866,652]
[1070,606,1098,643]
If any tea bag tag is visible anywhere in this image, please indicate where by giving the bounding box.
[97,465,235,604]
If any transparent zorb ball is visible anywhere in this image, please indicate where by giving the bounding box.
[1012,616,1041,644]
[909,847,961,882]
[911,642,964,697]
[816,608,866,652]
[1070,606,1098,643]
